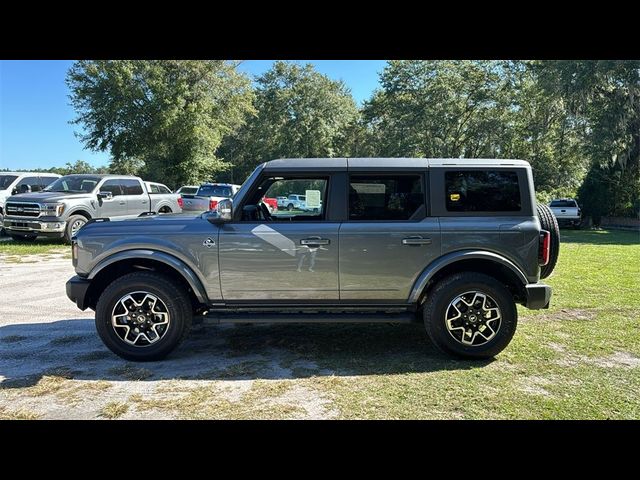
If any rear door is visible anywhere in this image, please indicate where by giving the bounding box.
[339,171,441,301]
[121,179,150,216]
[218,174,339,301]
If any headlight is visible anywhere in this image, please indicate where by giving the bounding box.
[42,203,65,216]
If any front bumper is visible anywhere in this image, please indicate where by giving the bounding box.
[524,283,552,309]
[4,217,66,237]
[66,275,91,311]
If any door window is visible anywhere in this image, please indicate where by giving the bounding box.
[16,176,41,193]
[122,179,144,195]
[148,184,160,194]
[100,179,124,196]
[349,175,425,221]
[247,177,328,221]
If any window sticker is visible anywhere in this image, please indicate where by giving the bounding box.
[305,189,321,208]
[352,183,386,194]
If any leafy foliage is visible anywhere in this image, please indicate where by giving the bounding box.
[217,61,359,183]
[67,60,254,188]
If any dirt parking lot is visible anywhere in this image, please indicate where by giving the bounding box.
[1,229,639,420]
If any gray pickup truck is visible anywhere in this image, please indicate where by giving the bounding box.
[180,182,242,213]
[3,174,182,243]
[66,158,559,361]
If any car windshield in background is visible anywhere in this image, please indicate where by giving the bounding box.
[180,187,198,195]
[45,176,100,193]
[550,200,577,208]
[0,175,18,189]
[197,185,233,197]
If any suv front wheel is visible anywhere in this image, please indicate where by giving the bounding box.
[95,271,192,361]
[423,272,517,359]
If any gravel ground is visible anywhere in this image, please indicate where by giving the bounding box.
[0,257,339,419]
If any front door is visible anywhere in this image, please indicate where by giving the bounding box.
[96,179,128,219]
[218,175,339,301]
[339,173,441,301]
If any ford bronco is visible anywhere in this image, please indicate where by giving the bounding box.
[66,158,559,361]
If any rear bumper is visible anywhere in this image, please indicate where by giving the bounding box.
[556,217,581,226]
[524,283,552,309]
[66,275,91,311]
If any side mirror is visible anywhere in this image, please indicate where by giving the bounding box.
[11,188,18,195]
[98,191,113,200]
[206,198,233,224]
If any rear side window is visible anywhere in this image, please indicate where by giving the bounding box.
[349,175,425,221]
[122,179,144,195]
[148,184,160,194]
[159,185,172,194]
[445,171,521,212]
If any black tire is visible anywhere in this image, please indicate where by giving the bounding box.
[158,207,172,214]
[9,233,37,241]
[95,271,192,361]
[536,203,560,279]
[64,214,88,244]
[0,212,5,236]
[423,272,518,359]
[287,203,294,211]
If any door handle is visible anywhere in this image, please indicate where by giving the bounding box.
[119,201,126,205]
[402,236,432,246]
[300,237,330,246]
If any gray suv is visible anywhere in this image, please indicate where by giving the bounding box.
[66,158,558,361]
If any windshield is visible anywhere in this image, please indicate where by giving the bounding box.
[0,175,18,190]
[550,200,577,208]
[197,185,233,198]
[45,175,100,193]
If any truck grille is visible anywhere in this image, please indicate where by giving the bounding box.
[6,202,40,217]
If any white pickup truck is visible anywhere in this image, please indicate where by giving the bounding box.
[549,198,581,229]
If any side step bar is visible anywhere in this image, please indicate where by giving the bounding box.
[201,312,415,325]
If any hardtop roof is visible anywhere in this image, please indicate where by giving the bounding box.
[262,158,531,171]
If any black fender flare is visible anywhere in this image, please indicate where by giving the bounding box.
[87,249,209,304]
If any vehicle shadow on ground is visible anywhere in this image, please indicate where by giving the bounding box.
[0,318,491,388]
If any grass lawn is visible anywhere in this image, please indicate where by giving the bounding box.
[0,237,70,261]
[307,228,640,419]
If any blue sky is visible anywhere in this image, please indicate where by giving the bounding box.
[0,60,386,171]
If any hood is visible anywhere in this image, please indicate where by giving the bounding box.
[5,192,95,204]
[78,212,206,237]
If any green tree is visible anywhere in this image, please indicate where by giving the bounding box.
[537,60,640,217]
[362,60,515,158]
[218,61,359,182]
[67,60,255,188]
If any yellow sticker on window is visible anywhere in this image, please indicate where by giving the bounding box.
[450,193,461,202]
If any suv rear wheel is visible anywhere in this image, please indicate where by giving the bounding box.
[423,272,518,359]
[95,271,192,361]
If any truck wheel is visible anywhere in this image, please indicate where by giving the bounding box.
[536,203,560,279]
[423,272,518,359]
[158,207,172,214]
[64,215,88,244]
[95,271,192,361]
[287,203,294,211]
[9,233,37,241]
[0,212,5,236]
